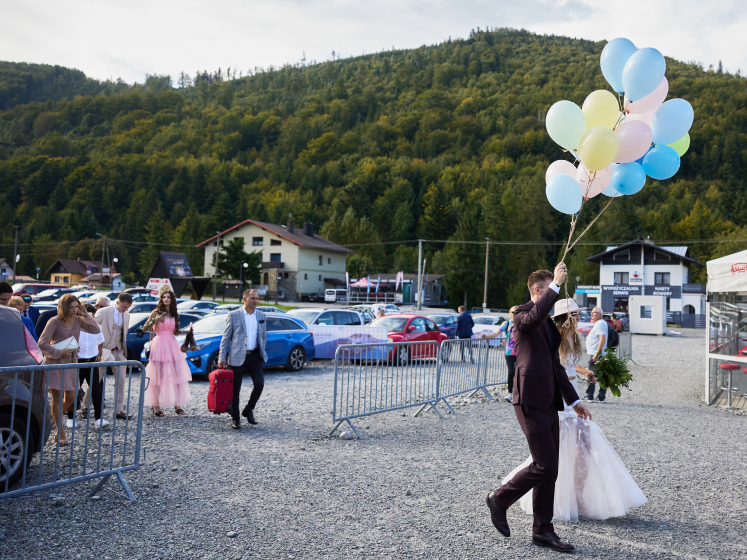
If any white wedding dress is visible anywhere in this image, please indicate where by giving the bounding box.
[502,355,647,521]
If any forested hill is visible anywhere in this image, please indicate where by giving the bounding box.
[1,28,746,307]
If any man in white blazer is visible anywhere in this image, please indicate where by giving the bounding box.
[94,293,132,419]
[218,289,268,429]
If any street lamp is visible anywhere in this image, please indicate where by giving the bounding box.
[483,237,490,313]
[275,274,282,305]
[112,258,119,290]
[239,262,248,298]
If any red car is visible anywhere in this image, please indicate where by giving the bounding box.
[369,313,449,363]
[12,283,67,297]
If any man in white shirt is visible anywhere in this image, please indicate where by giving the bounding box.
[68,304,110,429]
[584,307,609,402]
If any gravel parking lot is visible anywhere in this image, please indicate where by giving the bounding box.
[2,329,746,559]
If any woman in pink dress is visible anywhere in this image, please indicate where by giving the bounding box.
[143,291,192,417]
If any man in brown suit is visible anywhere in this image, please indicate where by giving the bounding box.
[486,264,591,553]
[94,293,132,419]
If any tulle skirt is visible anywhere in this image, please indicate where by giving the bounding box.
[502,411,647,522]
[144,333,192,408]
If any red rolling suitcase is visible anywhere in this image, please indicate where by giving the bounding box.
[207,369,234,414]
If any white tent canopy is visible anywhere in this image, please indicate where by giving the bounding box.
[707,249,747,293]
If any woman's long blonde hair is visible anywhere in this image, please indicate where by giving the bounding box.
[553,312,584,364]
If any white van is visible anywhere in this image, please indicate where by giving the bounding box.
[324,289,347,303]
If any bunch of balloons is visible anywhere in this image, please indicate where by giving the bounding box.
[545,37,694,216]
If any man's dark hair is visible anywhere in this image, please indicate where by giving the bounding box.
[84,303,96,313]
[527,270,554,291]
[117,293,133,304]
[0,282,12,295]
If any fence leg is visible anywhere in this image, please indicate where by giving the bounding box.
[479,387,495,401]
[438,398,457,415]
[344,419,363,439]
[414,402,444,419]
[413,403,430,417]
[328,420,345,438]
[88,471,136,501]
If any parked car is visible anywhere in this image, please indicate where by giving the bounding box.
[52,290,98,304]
[369,314,449,363]
[11,283,66,297]
[258,306,284,313]
[123,288,151,295]
[324,289,348,303]
[32,288,75,302]
[130,294,158,303]
[306,293,325,303]
[80,291,121,304]
[125,312,202,361]
[177,300,219,313]
[211,304,242,314]
[141,313,315,374]
[370,303,401,316]
[426,313,459,339]
[129,302,158,315]
[287,308,364,326]
[0,307,54,490]
[473,314,509,326]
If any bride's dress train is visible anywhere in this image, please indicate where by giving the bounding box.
[502,356,647,522]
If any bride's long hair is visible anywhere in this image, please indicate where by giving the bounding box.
[553,312,584,364]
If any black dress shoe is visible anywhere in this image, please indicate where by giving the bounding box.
[485,491,510,537]
[532,531,575,552]
[242,409,258,425]
[231,417,241,429]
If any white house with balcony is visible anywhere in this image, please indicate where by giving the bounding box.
[197,219,352,301]
[585,240,706,323]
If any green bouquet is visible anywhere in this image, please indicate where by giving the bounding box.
[593,348,633,398]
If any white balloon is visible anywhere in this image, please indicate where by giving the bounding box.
[625,77,668,115]
[545,160,578,183]
[576,164,614,198]
[624,110,655,127]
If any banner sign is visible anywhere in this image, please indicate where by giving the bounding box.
[146,278,174,297]
[575,285,600,294]
[164,254,193,277]
[471,324,504,347]
[311,326,389,359]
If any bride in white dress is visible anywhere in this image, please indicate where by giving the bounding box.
[502,299,647,522]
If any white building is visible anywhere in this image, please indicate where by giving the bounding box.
[197,219,352,301]
[586,240,706,318]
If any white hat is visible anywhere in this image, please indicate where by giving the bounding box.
[553,298,586,317]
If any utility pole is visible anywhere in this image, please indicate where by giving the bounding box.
[12,226,18,282]
[212,232,220,300]
[417,239,423,310]
[99,236,107,289]
[483,237,490,313]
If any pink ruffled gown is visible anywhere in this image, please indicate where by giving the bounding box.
[144,317,192,408]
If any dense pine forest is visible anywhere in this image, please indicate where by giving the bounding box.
[1,28,746,307]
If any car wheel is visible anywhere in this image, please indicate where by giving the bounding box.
[285,346,306,372]
[0,415,35,492]
[396,345,410,366]
[207,353,219,375]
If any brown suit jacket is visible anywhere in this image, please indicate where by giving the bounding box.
[94,305,130,359]
[512,287,580,410]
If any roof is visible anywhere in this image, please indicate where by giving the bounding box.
[196,219,353,254]
[46,259,105,275]
[587,240,703,266]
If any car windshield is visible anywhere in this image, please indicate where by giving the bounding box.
[287,310,321,325]
[474,316,495,325]
[37,289,62,297]
[176,301,196,309]
[428,315,448,325]
[192,314,228,334]
[370,316,408,332]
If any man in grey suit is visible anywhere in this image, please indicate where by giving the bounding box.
[218,289,268,429]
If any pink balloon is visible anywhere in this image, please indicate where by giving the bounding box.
[624,110,655,126]
[545,160,577,183]
[625,77,668,115]
[614,120,653,163]
[576,164,613,198]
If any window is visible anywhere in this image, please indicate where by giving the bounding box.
[348,312,361,326]
[304,274,308,280]
[613,250,630,261]
[315,312,334,325]
[333,311,351,325]
[55,276,60,282]
[613,297,629,312]
[640,305,653,319]
[266,317,285,332]
[410,318,427,332]
[328,258,331,264]
[270,253,281,262]
[655,272,670,285]
[284,272,289,279]
[64,276,69,283]
[271,239,281,246]
[654,251,671,261]
[614,272,629,284]
[318,275,322,281]
[282,318,304,330]
[319,255,323,265]
[425,319,440,332]
[666,297,671,311]
[252,237,263,246]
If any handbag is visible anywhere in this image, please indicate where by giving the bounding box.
[53,336,80,351]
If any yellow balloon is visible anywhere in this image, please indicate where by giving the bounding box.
[582,90,620,130]
[666,133,690,157]
[578,126,619,172]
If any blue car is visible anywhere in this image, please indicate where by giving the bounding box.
[127,312,202,361]
[426,314,459,339]
[141,312,315,375]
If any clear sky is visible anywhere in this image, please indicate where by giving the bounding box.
[1,0,744,84]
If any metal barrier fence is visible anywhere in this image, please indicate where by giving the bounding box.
[0,360,147,500]
[330,339,508,438]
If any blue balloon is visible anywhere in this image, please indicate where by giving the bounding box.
[622,48,666,101]
[600,183,624,197]
[651,99,694,145]
[546,173,583,214]
[600,38,637,93]
[611,162,646,195]
[642,146,680,180]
